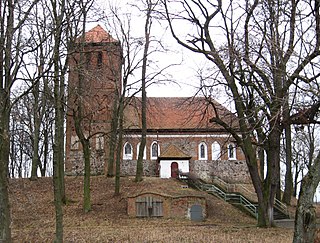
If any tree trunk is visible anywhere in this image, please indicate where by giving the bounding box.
[83,139,91,212]
[114,97,124,195]
[107,98,119,177]
[52,0,66,239]
[282,124,293,205]
[53,55,65,242]
[58,76,66,204]
[265,127,281,226]
[53,66,64,243]
[0,95,12,243]
[41,127,49,177]
[293,152,320,243]
[53,139,64,243]
[293,162,300,198]
[31,81,41,180]
[0,0,14,240]
[136,1,152,182]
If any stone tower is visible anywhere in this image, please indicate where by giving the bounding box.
[65,25,122,175]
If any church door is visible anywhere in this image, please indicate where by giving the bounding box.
[171,162,179,178]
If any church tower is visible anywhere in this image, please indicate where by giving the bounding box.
[65,25,122,175]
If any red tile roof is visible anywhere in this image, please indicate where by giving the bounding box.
[124,97,238,131]
[84,25,118,43]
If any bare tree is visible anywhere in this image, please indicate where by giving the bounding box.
[103,6,137,193]
[136,0,159,182]
[282,99,293,205]
[163,0,320,227]
[293,125,320,243]
[0,0,41,241]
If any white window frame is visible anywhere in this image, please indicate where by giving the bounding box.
[71,135,79,150]
[212,142,221,160]
[198,142,208,160]
[136,143,146,160]
[96,135,104,150]
[150,141,160,160]
[123,142,133,160]
[228,143,237,160]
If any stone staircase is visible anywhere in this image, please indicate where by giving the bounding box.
[180,175,290,220]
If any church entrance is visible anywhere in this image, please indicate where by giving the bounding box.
[171,162,179,178]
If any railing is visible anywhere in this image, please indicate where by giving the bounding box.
[274,199,289,216]
[186,177,258,219]
[212,176,289,218]
[184,175,289,220]
[226,193,258,218]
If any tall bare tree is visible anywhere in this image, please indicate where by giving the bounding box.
[50,0,67,239]
[67,0,96,213]
[136,0,158,182]
[0,0,41,241]
[293,125,320,243]
[163,0,320,227]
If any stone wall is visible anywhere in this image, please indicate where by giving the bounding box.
[191,159,251,183]
[121,159,157,176]
[65,150,105,176]
[66,149,250,184]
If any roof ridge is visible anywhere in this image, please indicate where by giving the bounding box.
[84,25,118,43]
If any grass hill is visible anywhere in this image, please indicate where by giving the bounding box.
[10,176,294,242]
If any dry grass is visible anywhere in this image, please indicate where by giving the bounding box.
[9,176,294,242]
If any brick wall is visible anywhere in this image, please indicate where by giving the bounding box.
[127,193,207,220]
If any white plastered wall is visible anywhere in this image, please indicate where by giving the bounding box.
[159,160,189,178]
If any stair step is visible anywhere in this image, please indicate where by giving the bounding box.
[183,176,289,220]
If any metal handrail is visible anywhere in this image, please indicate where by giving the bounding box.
[186,176,289,220]
[194,179,258,218]
[226,193,258,218]
[212,176,288,217]
[274,199,289,215]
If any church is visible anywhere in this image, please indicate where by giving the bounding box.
[65,25,250,184]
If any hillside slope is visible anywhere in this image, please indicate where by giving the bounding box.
[9,176,293,242]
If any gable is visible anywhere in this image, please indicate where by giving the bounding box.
[159,144,191,159]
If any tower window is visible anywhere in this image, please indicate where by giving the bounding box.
[85,52,91,69]
[97,51,103,67]
[228,143,237,160]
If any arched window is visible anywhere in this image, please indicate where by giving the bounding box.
[228,143,237,160]
[212,142,221,160]
[71,135,79,150]
[136,143,146,160]
[198,142,208,160]
[96,135,104,150]
[123,142,133,160]
[150,141,160,160]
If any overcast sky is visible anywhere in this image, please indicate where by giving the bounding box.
[88,1,230,101]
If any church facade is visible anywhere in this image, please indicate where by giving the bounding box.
[65,25,250,183]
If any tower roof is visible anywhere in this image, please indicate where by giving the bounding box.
[84,25,118,43]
